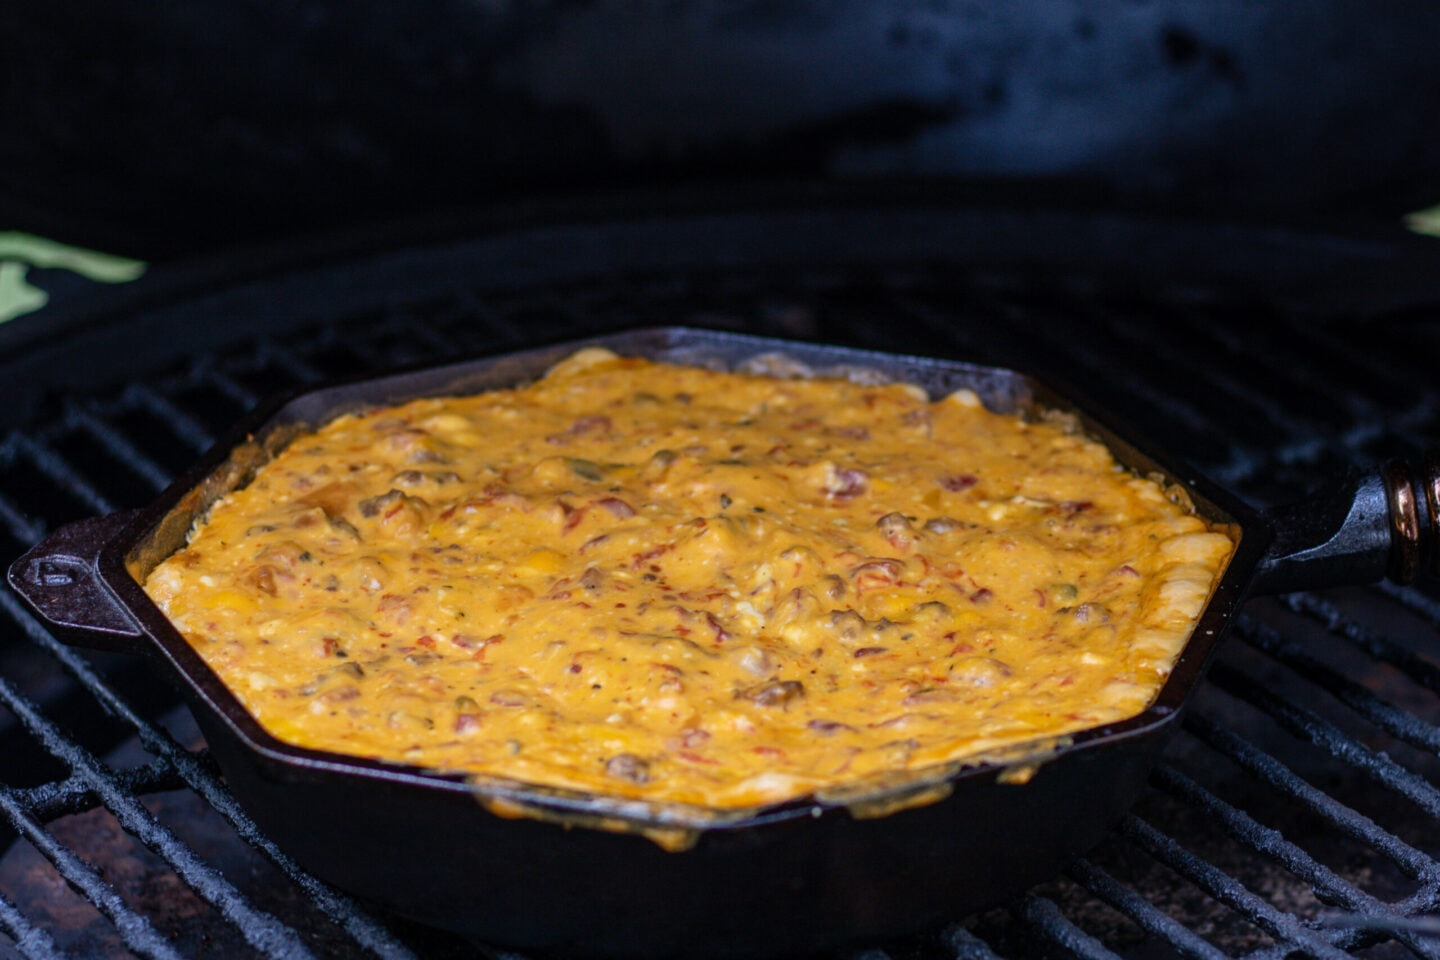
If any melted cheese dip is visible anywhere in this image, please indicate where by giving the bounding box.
[145,349,1233,808]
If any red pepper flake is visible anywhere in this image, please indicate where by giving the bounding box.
[561,503,587,533]
[703,612,730,644]
[940,474,978,492]
[631,543,675,568]
[546,415,613,445]
[415,635,437,649]
[677,751,719,765]
[752,745,785,758]
[594,497,637,519]
[806,719,854,734]
[454,714,482,733]
[1118,564,1140,577]
[853,646,889,658]
[970,588,993,604]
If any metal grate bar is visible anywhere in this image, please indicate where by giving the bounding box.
[1178,308,1384,424]
[1237,616,1440,754]
[0,887,69,960]
[0,486,45,544]
[1150,763,1440,959]
[1181,712,1440,891]
[1375,581,1440,628]
[395,307,471,358]
[1119,815,1358,960]
[1013,895,1124,960]
[1066,857,1231,960]
[6,435,115,518]
[0,589,420,960]
[1101,313,1322,443]
[62,404,172,493]
[192,363,260,411]
[123,383,216,453]
[1267,313,1435,409]
[14,758,188,824]
[0,660,316,959]
[940,923,1007,960]
[321,329,395,371]
[0,782,185,960]
[1281,594,1440,696]
[254,340,325,385]
[446,291,527,347]
[1208,659,1440,821]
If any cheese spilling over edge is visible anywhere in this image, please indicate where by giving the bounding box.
[144,349,1234,809]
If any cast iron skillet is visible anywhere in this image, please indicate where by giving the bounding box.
[8,328,1439,958]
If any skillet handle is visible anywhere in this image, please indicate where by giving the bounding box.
[1252,451,1439,595]
[6,511,149,654]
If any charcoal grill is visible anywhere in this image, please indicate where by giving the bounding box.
[1,194,1440,959]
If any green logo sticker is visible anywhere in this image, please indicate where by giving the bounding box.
[0,232,147,325]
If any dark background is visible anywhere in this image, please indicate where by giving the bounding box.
[5,1,1440,260]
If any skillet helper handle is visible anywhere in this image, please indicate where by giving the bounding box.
[1253,451,1440,595]
[6,510,149,654]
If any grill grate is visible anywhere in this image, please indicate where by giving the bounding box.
[1,253,1439,958]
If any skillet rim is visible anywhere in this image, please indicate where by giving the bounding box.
[90,325,1271,834]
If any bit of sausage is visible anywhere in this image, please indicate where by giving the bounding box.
[595,497,637,519]
[547,415,614,445]
[939,474,978,491]
[827,609,869,642]
[736,680,805,707]
[807,719,855,735]
[876,512,918,550]
[912,601,951,621]
[820,574,846,600]
[923,517,962,535]
[1066,602,1112,623]
[358,490,404,518]
[950,656,1014,687]
[848,558,905,582]
[642,449,678,482]
[734,646,775,677]
[247,565,279,596]
[605,753,651,784]
[822,466,868,501]
[902,688,963,705]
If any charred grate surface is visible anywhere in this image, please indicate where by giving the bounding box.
[0,254,1438,958]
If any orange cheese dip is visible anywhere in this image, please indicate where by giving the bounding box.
[145,349,1233,809]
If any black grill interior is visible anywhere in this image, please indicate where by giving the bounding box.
[1,215,1440,959]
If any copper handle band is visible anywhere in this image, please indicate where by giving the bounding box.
[1384,459,1421,585]
[1426,450,1440,579]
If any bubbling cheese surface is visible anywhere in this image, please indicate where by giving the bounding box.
[145,349,1234,809]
